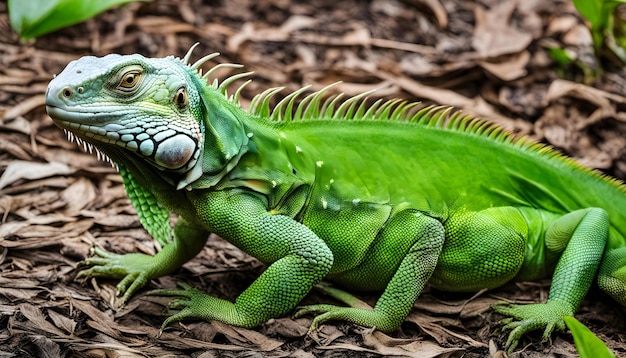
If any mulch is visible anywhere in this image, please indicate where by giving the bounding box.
[1,0,625,356]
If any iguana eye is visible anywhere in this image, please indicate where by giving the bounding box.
[174,87,188,108]
[116,67,143,91]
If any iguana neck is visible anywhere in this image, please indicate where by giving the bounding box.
[181,81,250,190]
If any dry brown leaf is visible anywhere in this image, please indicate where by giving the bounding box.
[73,299,148,343]
[264,317,310,338]
[0,222,29,240]
[17,303,69,338]
[363,330,465,357]
[0,139,33,161]
[545,79,626,108]
[400,54,474,77]
[479,51,530,81]
[0,287,43,300]
[0,116,32,135]
[459,298,501,319]
[212,321,284,351]
[472,0,533,58]
[319,329,463,357]
[540,79,626,135]
[412,292,497,319]
[0,220,94,247]
[70,335,151,357]
[60,177,97,215]
[2,94,45,121]
[306,324,346,346]
[47,308,77,335]
[22,335,62,358]
[399,0,449,28]
[330,81,399,98]
[387,74,474,108]
[38,147,106,169]
[0,161,75,190]
[92,214,140,228]
[562,24,594,47]
[157,331,249,350]
[60,237,93,260]
[280,15,319,33]
[2,0,625,356]
[406,311,475,345]
[0,246,7,265]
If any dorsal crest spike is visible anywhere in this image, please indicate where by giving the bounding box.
[270,85,312,122]
[299,83,342,121]
[191,52,221,70]
[233,79,253,105]
[332,88,378,120]
[217,71,254,96]
[353,96,370,120]
[249,87,285,118]
[202,63,243,80]
[321,93,345,118]
[361,98,384,120]
[183,43,200,65]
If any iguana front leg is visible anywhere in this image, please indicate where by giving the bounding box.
[153,189,334,328]
[77,217,209,301]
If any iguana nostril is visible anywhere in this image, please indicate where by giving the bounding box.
[62,87,73,98]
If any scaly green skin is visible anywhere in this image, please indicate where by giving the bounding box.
[45,46,626,352]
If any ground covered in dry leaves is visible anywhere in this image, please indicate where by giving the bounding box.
[1,0,626,357]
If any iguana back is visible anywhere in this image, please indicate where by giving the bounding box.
[280,117,626,224]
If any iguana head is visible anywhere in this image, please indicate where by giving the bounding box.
[46,46,248,189]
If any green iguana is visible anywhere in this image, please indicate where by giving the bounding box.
[44,44,626,352]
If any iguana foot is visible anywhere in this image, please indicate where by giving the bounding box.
[150,282,249,331]
[293,304,396,332]
[77,247,155,301]
[492,300,572,353]
[149,282,205,330]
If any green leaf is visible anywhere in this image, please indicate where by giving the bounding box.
[8,0,150,40]
[546,47,575,67]
[564,316,616,358]
[573,0,605,29]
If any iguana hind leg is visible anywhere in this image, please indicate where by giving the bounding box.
[295,210,445,332]
[430,207,528,292]
[493,207,608,353]
[597,234,626,307]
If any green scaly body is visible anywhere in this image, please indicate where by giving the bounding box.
[45,45,626,352]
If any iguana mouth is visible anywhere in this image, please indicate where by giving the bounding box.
[46,103,137,151]
[45,100,117,164]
